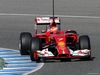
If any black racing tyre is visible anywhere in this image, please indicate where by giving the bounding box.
[30,37,41,61]
[19,32,32,55]
[79,35,91,60]
[79,35,91,50]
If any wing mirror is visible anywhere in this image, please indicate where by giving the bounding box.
[41,30,46,33]
[65,30,77,34]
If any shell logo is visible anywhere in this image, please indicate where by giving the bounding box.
[58,42,65,46]
[84,49,90,53]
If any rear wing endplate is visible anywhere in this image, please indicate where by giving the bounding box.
[35,17,61,25]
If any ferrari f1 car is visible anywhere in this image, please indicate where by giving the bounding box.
[19,17,91,62]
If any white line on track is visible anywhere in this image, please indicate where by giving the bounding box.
[0,13,100,19]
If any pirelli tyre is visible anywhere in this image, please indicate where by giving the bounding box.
[79,35,91,59]
[79,35,91,50]
[19,32,32,55]
[30,37,41,61]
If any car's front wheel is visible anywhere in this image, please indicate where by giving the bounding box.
[30,37,41,61]
[79,35,91,60]
[79,35,91,50]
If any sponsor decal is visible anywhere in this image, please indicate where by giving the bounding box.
[58,42,66,51]
[78,50,84,54]
[58,42,65,46]
[38,50,48,55]
[38,51,43,54]
[44,51,48,54]
[58,38,63,41]
[62,50,65,54]
[84,49,90,53]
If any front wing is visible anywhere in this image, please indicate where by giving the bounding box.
[36,48,91,59]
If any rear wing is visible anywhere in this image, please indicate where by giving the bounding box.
[35,17,61,25]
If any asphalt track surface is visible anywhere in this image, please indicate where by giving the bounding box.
[0,0,100,75]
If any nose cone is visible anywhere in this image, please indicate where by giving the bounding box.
[54,36,70,55]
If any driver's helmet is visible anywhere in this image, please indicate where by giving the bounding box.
[48,21,58,33]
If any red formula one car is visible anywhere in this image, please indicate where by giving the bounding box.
[19,17,91,62]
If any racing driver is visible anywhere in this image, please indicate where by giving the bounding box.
[47,21,58,33]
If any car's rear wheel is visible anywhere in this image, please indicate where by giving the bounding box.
[79,35,91,59]
[19,32,32,55]
[30,37,41,61]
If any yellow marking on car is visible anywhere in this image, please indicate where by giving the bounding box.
[58,42,65,46]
